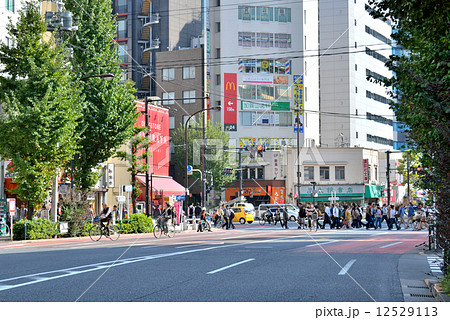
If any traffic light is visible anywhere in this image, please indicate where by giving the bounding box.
[257,144,265,157]
[410,166,423,174]
[223,168,233,175]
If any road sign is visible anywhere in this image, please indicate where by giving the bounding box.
[7,198,15,216]
[328,197,339,201]
[176,195,185,201]
[124,185,133,192]
[187,165,193,175]
[116,196,126,203]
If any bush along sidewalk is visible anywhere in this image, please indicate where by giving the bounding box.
[13,218,58,240]
[118,213,154,234]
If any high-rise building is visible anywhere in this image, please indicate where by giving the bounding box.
[112,0,202,98]
[319,0,394,150]
[210,0,320,150]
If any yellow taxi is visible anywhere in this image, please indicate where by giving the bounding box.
[231,206,254,224]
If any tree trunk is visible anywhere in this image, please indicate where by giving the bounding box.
[27,204,33,220]
[131,173,137,214]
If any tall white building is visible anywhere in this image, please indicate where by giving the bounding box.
[210,0,320,150]
[319,0,394,150]
[0,1,20,49]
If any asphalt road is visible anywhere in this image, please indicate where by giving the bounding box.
[0,222,428,302]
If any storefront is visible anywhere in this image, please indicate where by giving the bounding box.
[299,184,365,204]
[225,180,286,206]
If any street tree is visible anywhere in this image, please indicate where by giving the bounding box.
[63,0,138,191]
[368,0,449,268]
[171,116,236,201]
[0,1,83,217]
[114,126,151,213]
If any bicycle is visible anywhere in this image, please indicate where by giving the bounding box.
[259,212,273,226]
[89,222,120,241]
[214,215,225,228]
[153,216,175,238]
[0,219,10,236]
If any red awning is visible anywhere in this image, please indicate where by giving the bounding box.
[136,175,186,196]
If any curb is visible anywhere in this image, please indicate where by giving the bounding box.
[425,279,450,302]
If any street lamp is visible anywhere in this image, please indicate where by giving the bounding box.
[295,108,303,207]
[184,106,221,218]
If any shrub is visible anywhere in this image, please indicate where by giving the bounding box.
[119,213,153,234]
[13,218,58,240]
[441,274,450,294]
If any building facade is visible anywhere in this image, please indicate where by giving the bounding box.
[112,0,202,98]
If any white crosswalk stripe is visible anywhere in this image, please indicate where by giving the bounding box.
[427,256,443,274]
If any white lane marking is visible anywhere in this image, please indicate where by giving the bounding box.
[0,232,300,292]
[380,241,403,248]
[207,259,255,275]
[176,242,224,249]
[338,259,357,275]
[371,232,388,236]
[305,240,339,247]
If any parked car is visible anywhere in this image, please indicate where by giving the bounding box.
[233,202,256,215]
[231,207,254,224]
[258,204,299,221]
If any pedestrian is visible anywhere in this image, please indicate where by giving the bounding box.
[87,204,95,222]
[297,203,306,229]
[215,204,223,227]
[381,204,390,229]
[154,204,161,218]
[388,205,400,230]
[322,203,332,229]
[194,203,202,219]
[112,205,118,221]
[351,204,359,228]
[374,206,382,229]
[274,208,281,226]
[364,203,375,230]
[344,205,351,229]
[229,207,235,229]
[188,203,194,219]
[331,203,340,229]
[397,204,406,228]
[406,203,415,229]
[282,207,289,229]
[224,205,230,229]
[305,204,316,231]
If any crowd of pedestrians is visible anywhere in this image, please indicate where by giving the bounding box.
[295,202,435,231]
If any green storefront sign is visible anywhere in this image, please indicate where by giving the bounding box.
[241,101,290,111]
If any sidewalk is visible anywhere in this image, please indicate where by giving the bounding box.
[399,244,449,302]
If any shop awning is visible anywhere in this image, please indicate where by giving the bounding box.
[300,194,364,202]
[136,175,186,196]
[365,185,382,198]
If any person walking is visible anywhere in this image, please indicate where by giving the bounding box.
[344,205,351,229]
[331,203,340,229]
[229,207,235,229]
[388,205,400,230]
[297,204,306,229]
[282,207,289,229]
[381,204,390,229]
[397,204,406,228]
[374,206,382,229]
[274,208,281,227]
[406,203,415,229]
[351,204,359,228]
[223,205,230,229]
[322,204,332,229]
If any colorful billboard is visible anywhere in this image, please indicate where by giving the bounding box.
[224,73,237,131]
[136,101,170,176]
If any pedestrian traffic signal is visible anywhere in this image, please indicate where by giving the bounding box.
[245,144,265,158]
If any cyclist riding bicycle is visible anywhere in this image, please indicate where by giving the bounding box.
[99,203,112,235]
[160,202,173,233]
[264,209,273,223]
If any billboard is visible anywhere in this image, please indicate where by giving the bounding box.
[136,101,170,176]
[224,73,237,131]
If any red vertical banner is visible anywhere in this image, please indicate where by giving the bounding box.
[206,97,211,121]
[363,159,369,183]
[224,73,237,131]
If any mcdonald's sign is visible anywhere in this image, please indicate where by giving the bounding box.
[224,73,237,131]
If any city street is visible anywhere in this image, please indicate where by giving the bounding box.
[0,223,431,302]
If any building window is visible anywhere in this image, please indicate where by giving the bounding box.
[118,43,128,63]
[169,117,175,129]
[249,168,256,179]
[182,66,195,79]
[356,131,359,139]
[274,33,291,48]
[216,22,220,33]
[320,167,330,180]
[216,74,221,85]
[183,90,196,104]
[216,48,221,58]
[335,166,345,180]
[162,92,175,105]
[304,10,307,24]
[275,8,291,22]
[183,115,196,127]
[256,33,274,48]
[257,167,264,179]
[162,68,175,81]
[238,5,255,20]
[256,7,273,21]
[304,166,314,180]
[374,166,378,181]
[117,19,128,39]
[238,32,255,47]
[117,0,127,14]
[5,0,14,12]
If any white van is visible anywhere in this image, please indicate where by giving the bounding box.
[257,204,299,221]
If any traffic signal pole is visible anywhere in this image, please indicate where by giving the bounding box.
[239,148,242,200]
[386,150,391,206]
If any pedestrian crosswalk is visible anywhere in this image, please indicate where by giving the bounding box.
[427,256,443,274]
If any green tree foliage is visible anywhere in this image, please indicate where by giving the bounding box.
[368,0,449,258]
[64,0,138,191]
[171,116,236,195]
[0,1,83,215]
[115,126,151,213]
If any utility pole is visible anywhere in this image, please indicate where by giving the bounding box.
[406,150,411,202]
[296,109,301,205]
[238,148,243,200]
[145,96,150,216]
[386,150,391,206]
